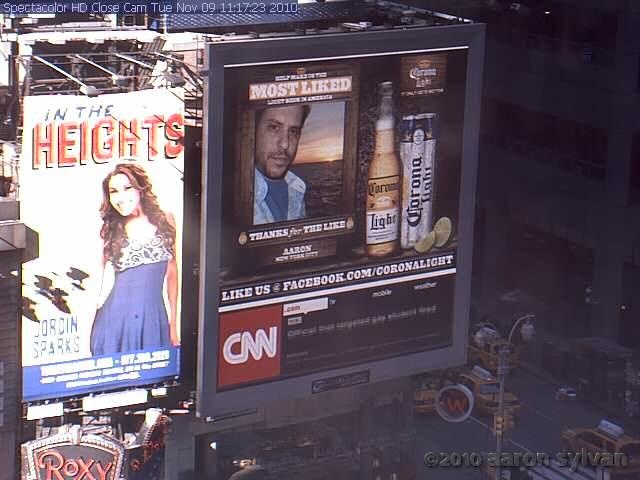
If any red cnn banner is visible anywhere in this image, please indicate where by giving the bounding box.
[218,305,282,388]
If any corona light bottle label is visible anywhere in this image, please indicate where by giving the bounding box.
[366,81,401,257]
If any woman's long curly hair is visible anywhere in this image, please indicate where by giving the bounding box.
[100,163,175,267]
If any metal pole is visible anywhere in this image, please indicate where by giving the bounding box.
[495,314,532,480]
[496,344,507,480]
[32,55,87,87]
[73,55,120,78]
[9,29,19,141]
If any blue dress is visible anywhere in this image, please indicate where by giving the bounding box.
[90,234,173,355]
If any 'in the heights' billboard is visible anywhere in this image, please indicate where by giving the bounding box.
[20,88,185,402]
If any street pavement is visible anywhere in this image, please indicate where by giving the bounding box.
[413,367,624,479]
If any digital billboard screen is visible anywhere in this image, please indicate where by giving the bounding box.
[20,89,185,402]
[199,25,484,415]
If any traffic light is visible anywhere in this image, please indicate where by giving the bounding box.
[503,410,515,431]
[493,414,503,435]
[492,412,515,435]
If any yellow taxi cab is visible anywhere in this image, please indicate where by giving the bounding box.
[561,420,640,477]
[468,334,519,373]
[458,366,520,416]
[413,381,438,414]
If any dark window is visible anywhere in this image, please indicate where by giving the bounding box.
[621,263,640,348]
[509,223,594,297]
[486,4,617,62]
[564,7,617,50]
[482,99,607,181]
[630,134,640,205]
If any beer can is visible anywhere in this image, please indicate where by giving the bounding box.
[400,113,436,249]
[418,113,436,238]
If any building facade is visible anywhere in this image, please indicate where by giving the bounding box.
[0,197,24,480]
[418,0,640,346]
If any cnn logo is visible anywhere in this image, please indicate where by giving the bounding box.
[223,327,278,365]
[218,306,282,388]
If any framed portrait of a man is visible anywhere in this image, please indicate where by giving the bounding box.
[223,62,359,274]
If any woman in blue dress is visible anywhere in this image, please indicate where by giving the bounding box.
[90,163,179,355]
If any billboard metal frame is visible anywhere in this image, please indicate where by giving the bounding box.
[198,23,485,418]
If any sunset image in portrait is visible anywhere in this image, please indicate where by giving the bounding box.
[295,101,345,164]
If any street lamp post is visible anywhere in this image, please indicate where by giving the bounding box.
[495,343,508,480]
[495,314,535,480]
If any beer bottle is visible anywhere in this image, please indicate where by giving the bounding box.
[366,81,401,257]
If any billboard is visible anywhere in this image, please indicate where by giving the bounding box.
[20,89,185,402]
[199,25,484,415]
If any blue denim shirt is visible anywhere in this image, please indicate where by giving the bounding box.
[254,167,306,225]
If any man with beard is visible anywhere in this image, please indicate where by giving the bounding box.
[253,104,310,225]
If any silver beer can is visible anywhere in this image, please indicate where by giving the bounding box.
[400,113,436,249]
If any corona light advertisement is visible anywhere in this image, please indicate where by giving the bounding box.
[20,89,185,402]
[200,27,483,414]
